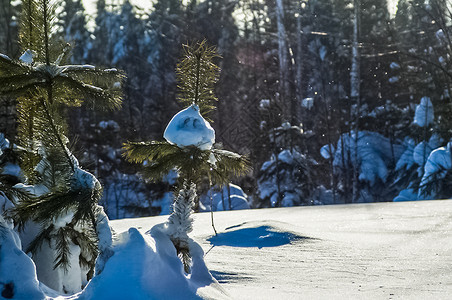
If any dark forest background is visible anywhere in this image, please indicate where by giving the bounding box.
[1,0,451,218]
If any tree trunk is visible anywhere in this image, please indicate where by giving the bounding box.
[275,0,290,122]
[293,9,303,129]
[351,0,361,203]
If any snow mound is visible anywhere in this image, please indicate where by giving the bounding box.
[201,184,250,211]
[164,105,215,150]
[78,224,228,300]
[216,195,249,211]
[208,224,305,249]
[0,217,46,300]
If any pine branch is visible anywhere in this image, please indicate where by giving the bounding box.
[122,141,181,164]
[0,54,29,75]
[53,75,123,110]
[123,141,251,185]
[211,149,252,183]
[176,40,220,117]
[40,98,75,171]
[54,227,71,271]
[19,0,44,56]
[0,184,32,206]
[62,66,125,85]
[66,225,98,271]
[13,176,102,229]
[0,74,45,90]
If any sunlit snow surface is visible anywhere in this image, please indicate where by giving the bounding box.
[112,200,452,299]
[3,201,452,299]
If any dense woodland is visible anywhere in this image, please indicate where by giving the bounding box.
[1,0,452,219]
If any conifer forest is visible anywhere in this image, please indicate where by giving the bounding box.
[1,0,452,299]
[1,0,452,218]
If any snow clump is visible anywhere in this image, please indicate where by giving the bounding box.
[164,105,215,150]
[200,184,250,211]
[19,49,35,64]
[0,216,46,299]
[413,97,434,127]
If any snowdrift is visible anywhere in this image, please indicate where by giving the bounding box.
[0,217,46,299]
[78,225,227,300]
[0,218,227,300]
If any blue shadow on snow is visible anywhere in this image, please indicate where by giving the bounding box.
[208,226,304,249]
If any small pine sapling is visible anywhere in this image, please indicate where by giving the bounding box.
[0,0,124,292]
[123,40,250,273]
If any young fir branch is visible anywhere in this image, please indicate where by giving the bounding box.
[26,222,98,273]
[123,40,250,187]
[54,227,71,270]
[14,176,102,271]
[0,54,125,109]
[0,35,124,179]
[122,141,250,186]
[19,0,44,58]
[176,39,220,118]
[13,177,102,230]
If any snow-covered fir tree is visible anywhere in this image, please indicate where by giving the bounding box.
[123,40,250,272]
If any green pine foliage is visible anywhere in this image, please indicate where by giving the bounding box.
[0,0,123,181]
[0,0,124,284]
[0,43,124,183]
[19,0,44,58]
[122,141,250,186]
[176,39,220,118]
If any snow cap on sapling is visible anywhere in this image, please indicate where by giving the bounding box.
[163,104,215,150]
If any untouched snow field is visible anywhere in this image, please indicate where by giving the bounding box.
[112,200,452,299]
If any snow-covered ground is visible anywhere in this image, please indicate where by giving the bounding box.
[112,200,452,299]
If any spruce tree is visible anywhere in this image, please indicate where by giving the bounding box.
[123,40,250,273]
[0,0,123,292]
